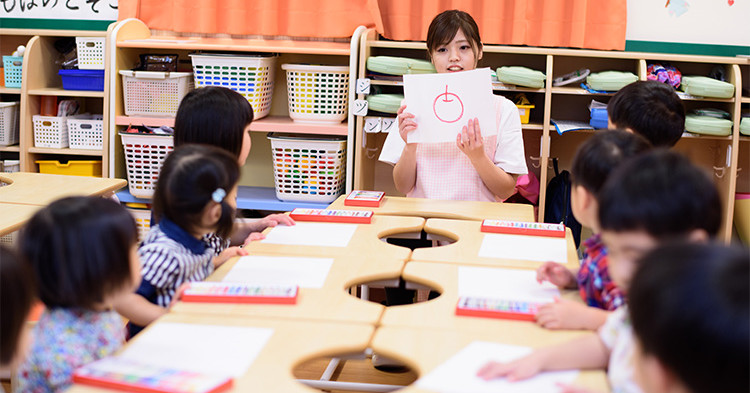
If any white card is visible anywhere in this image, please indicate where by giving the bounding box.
[403,68,496,144]
[416,341,579,393]
[364,117,382,133]
[478,233,568,263]
[381,117,397,133]
[352,99,369,116]
[356,78,371,95]
[223,255,334,289]
[458,266,559,303]
[119,322,273,378]
[260,222,358,248]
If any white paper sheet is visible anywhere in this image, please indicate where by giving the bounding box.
[119,322,274,378]
[458,266,560,303]
[478,233,568,263]
[222,255,334,289]
[403,68,497,144]
[260,222,358,247]
[416,341,579,393]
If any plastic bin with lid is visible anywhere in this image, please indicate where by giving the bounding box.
[680,76,734,99]
[496,66,546,89]
[586,71,638,91]
[684,114,732,136]
[366,56,436,75]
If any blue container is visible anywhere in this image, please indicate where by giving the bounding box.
[590,107,609,129]
[58,69,105,91]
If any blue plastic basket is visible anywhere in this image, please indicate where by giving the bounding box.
[590,107,609,129]
[58,69,105,91]
[3,56,23,88]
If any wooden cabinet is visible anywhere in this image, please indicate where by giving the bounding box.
[353,28,748,242]
[107,19,364,211]
[1,28,109,175]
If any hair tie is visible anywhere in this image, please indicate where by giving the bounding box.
[211,188,226,203]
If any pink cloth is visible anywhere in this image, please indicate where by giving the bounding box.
[410,135,498,201]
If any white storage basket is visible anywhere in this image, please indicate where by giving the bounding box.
[0,102,19,146]
[75,37,106,70]
[268,134,346,203]
[68,115,104,150]
[190,54,276,119]
[281,64,349,124]
[2,160,19,173]
[0,231,16,246]
[32,114,83,148]
[119,71,193,117]
[127,206,152,241]
[120,133,174,199]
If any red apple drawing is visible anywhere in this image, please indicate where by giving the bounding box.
[433,85,464,123]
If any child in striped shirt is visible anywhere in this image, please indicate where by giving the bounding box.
[115,145,246,337]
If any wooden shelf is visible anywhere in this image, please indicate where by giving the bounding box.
[551,87,615,96]
[0,28,106,37]
[27,88,105,98]
[27,147,103,156]
[0,87,21,94]
[742,97,750,104]
[0,145,20,152]
[522,123,544,131]
[680,133,733,141]
[675,92,736,103]
[117,36,351,55]
[115,115,348,136]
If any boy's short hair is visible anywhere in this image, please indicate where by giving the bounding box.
[570,129,651,196]
[20,197,138,310]
[426,10,482,58]
[599,149,721,239]
[630,243,749,393]
[174,86,254,160]
[152,144,239,240]
[608,80,685,147]
[0,246,35,365]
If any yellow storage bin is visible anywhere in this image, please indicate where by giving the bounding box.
[735,193,750,245]
[36,160,102,177]
[514,93,534,124]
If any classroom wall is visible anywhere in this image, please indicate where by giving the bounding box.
[625,0,750,56]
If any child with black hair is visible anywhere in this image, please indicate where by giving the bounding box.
[477,150,722,393]
[116,144,246,337]
[380,9,527,201]
[14,197,141,392]
[0,246,36,390]
[535,129,651,330]
[608,80,685,147]
[629,243,749,393]
[174,86,294,249]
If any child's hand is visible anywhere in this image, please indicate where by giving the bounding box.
[476,352,545,382]
[169,282,191,309]
[397,105,417,143]
[536,262,576,288]
[535,298,591,330]
[260,213,295,230]
[457,118,485,162]
[214,246,248,267]
[243,232,266,244]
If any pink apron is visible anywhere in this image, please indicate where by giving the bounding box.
[409,135,498,201]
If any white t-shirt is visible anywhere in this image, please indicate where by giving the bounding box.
[379,94,528,175]
[598,306,643,393]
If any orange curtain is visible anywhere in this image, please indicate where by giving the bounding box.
[365,0,627,50]
[118,0,375,38]
[118,0,626,50]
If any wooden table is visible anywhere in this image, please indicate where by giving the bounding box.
[371,325,610,392]
[380,261,582,332]
[172,253,406,325]
[0,203,40,236]
[412,218,579,270]
[0,172,126,206]
[244,215,424,259]
[67,313,375,393]
[328,195,535,222]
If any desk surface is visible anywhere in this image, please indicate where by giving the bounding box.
[381,261,582,332]
[67,313,375,393]
[371,325,610,392]
[0,203,41,236]
[328,195,535,222]
[0,172,126,206]
[172,253,405,325]
[413,218,579,270]
[244,215,424,259]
